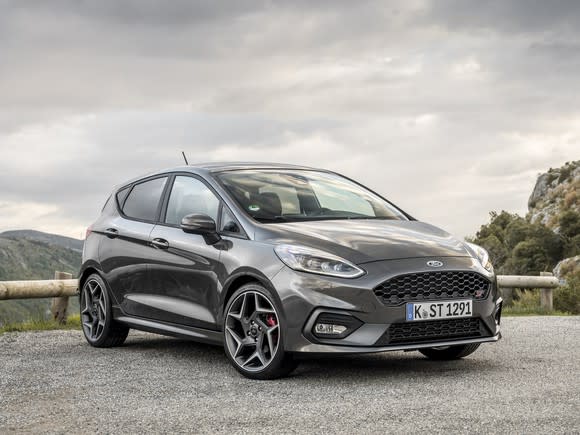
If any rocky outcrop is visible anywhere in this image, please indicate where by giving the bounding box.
[553,255,580,280]
[527,160,579,230]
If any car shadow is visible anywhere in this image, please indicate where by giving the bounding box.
[119,333,500,380]
[292,352,500,381]
[122,334,223,355]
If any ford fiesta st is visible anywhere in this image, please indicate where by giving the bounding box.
[80,162,502,379]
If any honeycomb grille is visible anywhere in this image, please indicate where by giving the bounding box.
[374,271,491,306]
[377,318,484,346]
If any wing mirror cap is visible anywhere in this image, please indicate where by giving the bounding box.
[180,214,221,245]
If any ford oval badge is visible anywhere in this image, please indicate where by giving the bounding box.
[427,260,443,268]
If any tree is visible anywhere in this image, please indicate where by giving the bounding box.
[470,210,564,275]
[506,240,551,274]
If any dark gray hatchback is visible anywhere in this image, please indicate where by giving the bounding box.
[80,162,502,379]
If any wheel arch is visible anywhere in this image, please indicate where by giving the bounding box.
[79,263,102,290]
[78,262,119,304]
[219,269,281,325]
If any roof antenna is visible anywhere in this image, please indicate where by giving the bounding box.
[181,151,189,165]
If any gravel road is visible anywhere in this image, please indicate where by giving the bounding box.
[0,317,578,434]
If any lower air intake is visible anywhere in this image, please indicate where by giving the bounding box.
[375,318,487,346]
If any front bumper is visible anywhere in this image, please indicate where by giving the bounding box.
[271,256,502,354]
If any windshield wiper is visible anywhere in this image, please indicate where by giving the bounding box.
[254,216,289,223]
[346,216,399,220]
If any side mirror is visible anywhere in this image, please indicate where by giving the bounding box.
[180,214,221,245]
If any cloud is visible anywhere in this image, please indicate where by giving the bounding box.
[0,0,578,238]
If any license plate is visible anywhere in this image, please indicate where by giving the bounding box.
[406,300,473,321]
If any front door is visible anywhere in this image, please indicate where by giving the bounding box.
[146,175,223,329]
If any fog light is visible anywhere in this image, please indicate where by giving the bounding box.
[314,323,347,335]
[310,312,363,339]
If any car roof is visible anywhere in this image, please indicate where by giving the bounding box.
[186,161,320,172]
[115,162,328,190]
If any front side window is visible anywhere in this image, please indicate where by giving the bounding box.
[122,177,167,221]
[165,176,220,225]
[216,170,407,223]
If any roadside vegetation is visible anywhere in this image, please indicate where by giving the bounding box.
[470,209,580,315]
[0,314,81,335]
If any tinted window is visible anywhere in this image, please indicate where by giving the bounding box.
[123,177,167,221]
[116,186,130,208]
[165,176,220,225]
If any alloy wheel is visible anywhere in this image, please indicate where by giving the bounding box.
[225,291,280,372]
[81,278,107,341]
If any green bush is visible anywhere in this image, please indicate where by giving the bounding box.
[471,210,566,275]
[554,271,580,314]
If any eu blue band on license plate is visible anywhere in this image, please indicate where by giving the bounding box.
[406,303,414,321]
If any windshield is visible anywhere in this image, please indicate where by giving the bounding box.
[215,169,408,223]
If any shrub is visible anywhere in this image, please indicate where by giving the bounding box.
[554,271,580,315]
[559,210,580,239]
[563,190,577,209]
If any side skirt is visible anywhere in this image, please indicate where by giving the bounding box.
[115,314,224,346]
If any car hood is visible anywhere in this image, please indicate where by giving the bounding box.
[258,219,472,264]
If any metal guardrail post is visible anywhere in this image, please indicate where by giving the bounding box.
[539,271,554,311]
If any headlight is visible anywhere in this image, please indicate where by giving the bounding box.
[274,244,365,278]
[466,242,493,272]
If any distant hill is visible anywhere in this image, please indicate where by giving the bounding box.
[1,229,84,253]
[0,231,83,325]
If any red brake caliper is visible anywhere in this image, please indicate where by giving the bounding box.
[266,314,277,327]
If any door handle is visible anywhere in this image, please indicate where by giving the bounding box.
[104,228,119,239]
[151,238,169,249]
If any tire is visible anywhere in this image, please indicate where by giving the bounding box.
[419,343,481,360]
[80,273,129,348]
[223,283,298,380]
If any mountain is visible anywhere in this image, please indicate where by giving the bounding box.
[528,160,580,278]
[0,229,84,253]
[0,231,83,325]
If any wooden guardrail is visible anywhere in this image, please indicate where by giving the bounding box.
[497,272,559,310]
[0,271,562,324]
[0,275,78,299]
[0,271,77,324]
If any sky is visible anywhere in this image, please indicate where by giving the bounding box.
[0,0,579,240]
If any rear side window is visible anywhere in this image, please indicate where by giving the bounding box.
[116,187,130,208]
[122,177,168,221]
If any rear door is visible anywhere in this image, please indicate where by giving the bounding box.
[146,174,224,329]
[99,176,169,314]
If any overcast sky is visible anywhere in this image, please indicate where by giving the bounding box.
[0,0,579,240]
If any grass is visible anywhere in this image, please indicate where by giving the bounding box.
[502,288,576,316]
[0,314,81,334]
[502,307,572,316]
